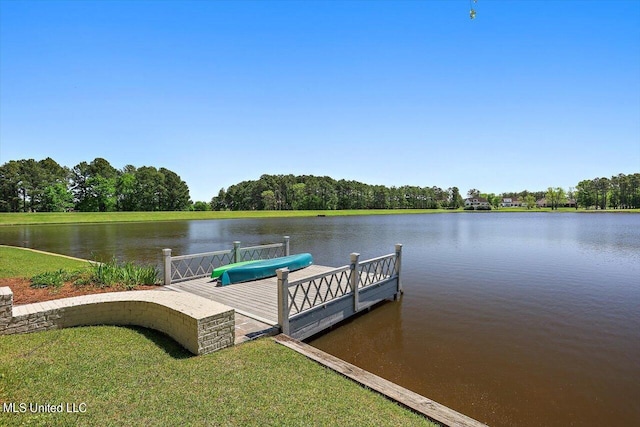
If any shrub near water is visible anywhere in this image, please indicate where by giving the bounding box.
[28,259,159,290]
[30,269,66,288]
[91,258,159,289]
[30,269,89,289]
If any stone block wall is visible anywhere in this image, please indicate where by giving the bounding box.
[0,287,235,355]
[0,287,13,328]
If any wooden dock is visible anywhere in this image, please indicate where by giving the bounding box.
[162,237,403,340]
[167,264,336,325]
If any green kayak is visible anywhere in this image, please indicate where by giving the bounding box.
[211,260,261,279]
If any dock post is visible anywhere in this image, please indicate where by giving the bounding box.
[350,253,360,312]
[284,236,290,256]
[233,241,241,263]
[277,268,290,335]
[394,244,403,298]
[162,248,172,286]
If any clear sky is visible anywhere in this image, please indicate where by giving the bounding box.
[1,0,639,202]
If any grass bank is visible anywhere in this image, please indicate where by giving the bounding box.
[0,209,454,225]
[0,327,436,427]
[0,246,90,278]
[2,208,637,226]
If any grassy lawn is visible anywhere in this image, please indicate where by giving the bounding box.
[2,208,637,226]
[0,246,90,279]
[0,327,437,427]
[0,209,455,225]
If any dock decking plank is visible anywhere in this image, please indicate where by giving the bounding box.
[167,264,336,325]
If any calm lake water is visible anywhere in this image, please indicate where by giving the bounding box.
[1,213,639,426]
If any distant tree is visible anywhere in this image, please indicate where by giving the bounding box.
[0,160,22,212]
[90,175,117,212]
[134,166,165,211]
[594,177,610,210]
[372,185,390,209]
[524,194,536,210]
[467,188,480,199]
[39,157,69,186]
[260,190,276,210]
[159,167,190,210]
[567,187,578,210]
[40,183,74,212]
[210,188,227,211]
[576,180,594,209]
[71,158,118,212]
[116,172,137,211]
[481,193,500,209]
[193,201,211,211]
[291,183,306,210]
[17,159,42,211]
[545,187,567,210]
[448,187,463,209]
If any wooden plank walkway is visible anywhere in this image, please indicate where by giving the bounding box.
[166,264,337,325]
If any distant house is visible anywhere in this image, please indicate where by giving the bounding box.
[536,198,547,208]
[500,197,521,207]
[464,197,490,208]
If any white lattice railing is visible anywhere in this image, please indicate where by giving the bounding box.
[277,244,403,336]
[239,243,286,262]
[167,249,234,283]
[287,265,351,316]
[358,253,398,288]
[163,236,290,284]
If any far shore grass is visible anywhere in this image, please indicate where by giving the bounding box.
[1,207,637,226]
[0,245,439,426]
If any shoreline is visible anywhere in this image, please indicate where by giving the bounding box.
[1,208,638,226]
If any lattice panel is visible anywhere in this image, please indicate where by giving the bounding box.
[171,251,234,282]
[359,255,397,288]
[288,268,351,315]
[239,245,285,262]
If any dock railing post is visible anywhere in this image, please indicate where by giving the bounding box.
[233,241,241,263]
[162,248,172,286]
[284,236,290,256]
[277,268,290,336]
[394,243,403,298]
[350,253,360,312]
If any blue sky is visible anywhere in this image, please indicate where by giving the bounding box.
[1,0,639,202]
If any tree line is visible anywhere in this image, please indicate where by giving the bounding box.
[575,174,640,210]
[0,158,190,212]
[1,158,638,213]
[210,174,466,211]
[211,173,640,211]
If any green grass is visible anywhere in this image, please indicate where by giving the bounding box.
[0,246,90,279]
[0,209,457,225]
[1,208,637,226]
[0,246,158,289]
[0,327,438,427]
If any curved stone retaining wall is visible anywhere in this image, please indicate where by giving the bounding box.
[0,287,234,355]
